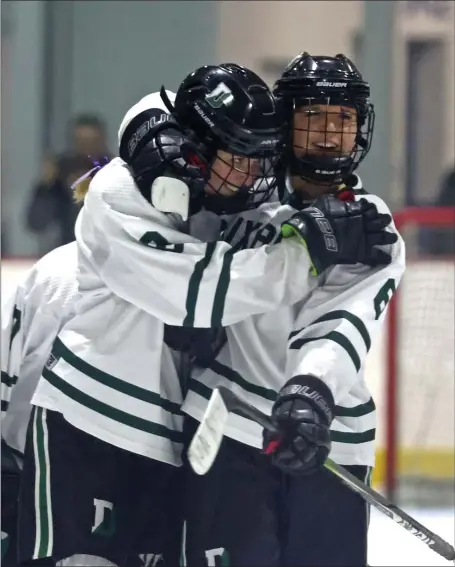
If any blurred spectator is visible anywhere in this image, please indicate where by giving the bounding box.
[436,166,455,208]
[426,165,455,256]
[26,114,111,254]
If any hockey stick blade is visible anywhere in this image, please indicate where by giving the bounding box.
[188,387,455,562]
[187,388,229,475]
[187,387,279,476]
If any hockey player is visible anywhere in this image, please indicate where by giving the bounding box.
[1,177,90,566]
[180,54,405,567]
[10,63,391,567]
[1,175,93,567]
[264,52,404,567]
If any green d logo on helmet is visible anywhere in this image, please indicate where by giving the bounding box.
[205,82,235,109]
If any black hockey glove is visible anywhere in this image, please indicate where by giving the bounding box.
[281,195,398,275]
[129,124,209,204]
[263,375,334,476]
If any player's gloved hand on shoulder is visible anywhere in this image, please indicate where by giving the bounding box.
[281,195,398,275]
[263,375,334,476]
[128,124,209,202]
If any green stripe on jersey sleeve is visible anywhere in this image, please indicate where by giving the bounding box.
[331,428,375,444]
[334,398,376,417]
[188,378,212,401]
[188,378,376,446]
[183,241,217,327]
[190,376,375,421]
[290,331,361,372]
[52,338,181,415]
[187,378,267,422]
[42,367,183,443]
[211,249,234,327]
[208,360,277,401]
[289,310,371,351]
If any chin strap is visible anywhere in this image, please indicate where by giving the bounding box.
[286,171,359,209]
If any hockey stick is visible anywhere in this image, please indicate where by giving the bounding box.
[187,386,455,562]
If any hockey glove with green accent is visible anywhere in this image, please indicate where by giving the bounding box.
[281,195,398,275]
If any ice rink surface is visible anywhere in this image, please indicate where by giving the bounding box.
[368,508,454,566]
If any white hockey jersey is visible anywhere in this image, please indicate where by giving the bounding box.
[181,190,406,466]
[30,153,325,466]
[1,243,79,454]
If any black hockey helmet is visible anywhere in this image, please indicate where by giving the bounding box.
[274,52,375,185]
[160,63,286,214]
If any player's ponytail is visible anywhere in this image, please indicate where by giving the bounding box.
[71,156,110,203]
[73,178,91,203]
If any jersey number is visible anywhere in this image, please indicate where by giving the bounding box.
[373,278,396,320]
[140,231,183,253]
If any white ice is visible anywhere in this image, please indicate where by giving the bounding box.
[368,508,455,566]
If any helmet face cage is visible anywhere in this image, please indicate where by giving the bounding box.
[203,147,280,212]
[291,94,375,184]
[275,53,375,185]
